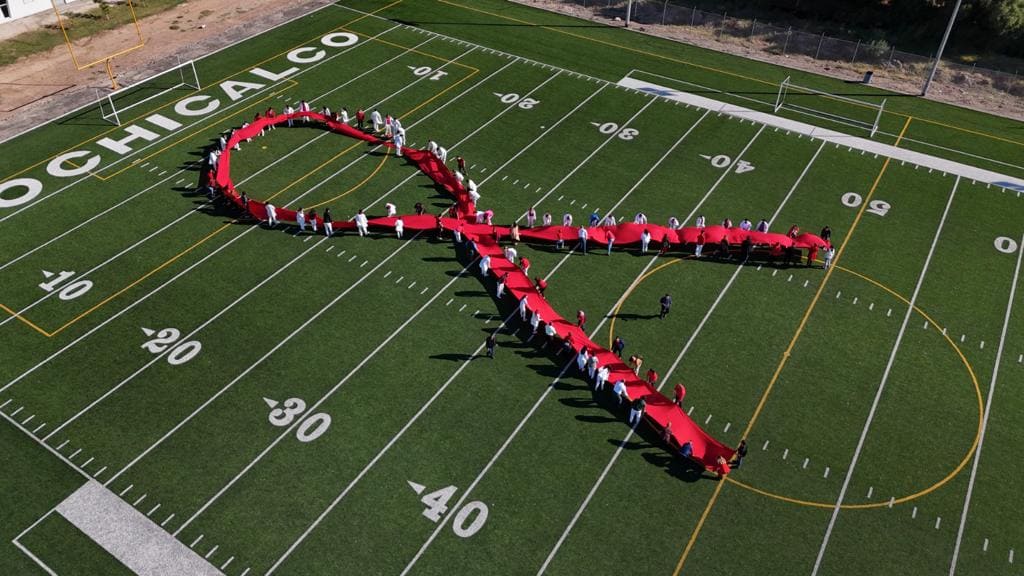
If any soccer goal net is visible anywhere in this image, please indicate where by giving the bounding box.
[773,76,886,138]
[98,58,201,126]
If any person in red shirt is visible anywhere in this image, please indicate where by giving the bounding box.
[787,224,800,238]
[673,382,686,407]
[356,108,366,130]
[695,229,706,258]
[646,368,658,387]
[520,256,530,276]
[535,277,547,297]
[577,309,586,330]
[456,156,466,174]
[606,230,615,255]
[807,244,819,267]
[265,107,276,130]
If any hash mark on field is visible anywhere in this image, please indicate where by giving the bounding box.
[338,250,346,257]
[221,557,234,570]
[935,516,941,529]
[395,276,404,284]
[983,538,989,552]
[408,281,416,289]
[687,406,694,416]
[723,422,730,433]
[782,449,789,460]
[361,260,368,268]
[10,406,23,417]
[69,448,82,459]
[852,297,858,305]
[923,321,928,329]
[22,414,34,425]
[1018,354,1022,363]
[513,179,519,186]
[787,274,793,282]
[869,303,874,311]
[94,466,106,478]
[205,545,218,559]
[802,458,809,469]
[803,280,809,288]
[980,340,985,349]
[420,287,429,295]
[912,507,918,519]
[536,187,543,193]
[190,534,204,548]
[148,503,161,516]
[867,486,874,498]
[159,171,167,176]
[480,167,487,173]
[524,182,531,189]
[836,291,841,298]
[459,304,467,312]
[887,308,892,317]
[942,327,947,335]
[756,265,762,271]
[772,269,778,277]
[57,440,70,451]
[0,399,10,410]
[140,162,149,168]
[176,178,185,185]
[32,422,46,434]
[149,166,158,172]
[119,484,133,496]
[383,271,392,278]
[960,334,966,342]
[762,440,769,450]
[704,414,712,424]
[133,494,147,506]
[325,246,334,253]
[501,175,507,181]
[82,456,94,467]
[161,513,175,527]
[569,199,576,205]
[240,568,251,576]
[557,195,564,201]
[1010,549,1015,563]
[823,467,830,478]
[445,298,453,306]
[888,497,895,508]
[348,254,357,262]
[473,309,480,316]
[303,237,311,243]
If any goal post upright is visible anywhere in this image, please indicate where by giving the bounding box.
[774,76,790,113]
[871,98,887,138]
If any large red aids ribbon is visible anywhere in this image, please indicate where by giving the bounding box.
[211,111,831,472]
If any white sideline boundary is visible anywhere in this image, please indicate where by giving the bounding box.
[948,230,1024,575]
[56,480,223,576]
[811,176,960,575]
[536,140,827,573]
[616,77,1024,192]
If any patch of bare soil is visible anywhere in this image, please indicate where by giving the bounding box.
[512,0,1024,123]
[0,0,334,141]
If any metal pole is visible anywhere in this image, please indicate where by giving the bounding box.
[625,0,632,27]
[782,26,791,55]
[922,0,963,96]
[662,0,668,25]
[851,39,860,63]
[814,31,825,59]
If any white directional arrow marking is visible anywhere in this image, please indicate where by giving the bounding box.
[699,154,711,160]
[263,397,279,409]
[41,270,54,279]
[589,122,601,127]
[141,327,155,337]
[493,92,504,98]
[407,480,426,495]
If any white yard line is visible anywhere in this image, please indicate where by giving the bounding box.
[810,176,961,576]
[536,140,826,573]
[42,238,330,441]
[399,254,663,575]
[948,230,1024,576]
[172,256,476,536]
[0,24,403,226]
[106,235,421,486]
[0,409,90,479]
[11,540,57,576]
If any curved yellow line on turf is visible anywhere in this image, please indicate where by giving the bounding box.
[607,258,983,510]
[306,146,391,210]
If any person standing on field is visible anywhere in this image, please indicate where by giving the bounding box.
[323,207,334,237]
[356,108,366,130]
[265,203,278,228]
[395,216,404,239]
[354,209,369,237]
[371,108,383,132]
[295,207,306,233]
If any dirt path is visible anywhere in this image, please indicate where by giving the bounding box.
[0,0,334,142]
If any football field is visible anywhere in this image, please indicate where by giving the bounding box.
[2,1,1024,574]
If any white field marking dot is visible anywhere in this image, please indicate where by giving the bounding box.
[205,545,218,559]
[704,414,712,424]
[869,303,874,311]
[408,281,416,289]
[348,254,357,262]
[119,484,133,496]
[395,276,404,284]
[912,507,918,519]
[762,440,769,450]
[459,304,467,312]
[782,449,789,460]
[69,448,82,459]
[82,456,94,467]
[161,513,175,527]
[221,557,235,570]
[148,504,161,516]
[383,270,391,278]
[57,440,70,451]
[836,291,841,298]
[190,535,204,548]
[823,467,830,478]
[853,297,858,305]
[445,298,453,306]
[935,517,941,529]
[723,422,731,433]
[802,458,809,469]
[772,269,778,277]
[867,486,874,498]
[983,538,989,552]
[787,274,793,282]
[687,406,694,416]
[887,308,892,317]
[133,494,146,506]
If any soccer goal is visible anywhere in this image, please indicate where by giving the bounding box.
[773,76,887,138]
[97,58,201,126]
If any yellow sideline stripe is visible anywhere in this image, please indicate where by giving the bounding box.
[671,115,913,575]
[436,0,1024,149]
[0,1,403,183]
[0,302,52,337]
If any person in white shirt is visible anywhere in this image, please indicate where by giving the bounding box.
[562,213,573,227]
[455,171,465,184]
[529,310,541,339]
[739,218,752,231]
[824,246,836,269]
[394,217,404,239]
[265,203,278,227]
[587,354,599,380]
[385,114,394,137]
[479,254,491,276]
[612,379,629,406]
[576,348,589,372]
[393,117,403,132]
[578,225,589,254]
[542,212,552,226]
[427,140,439,156]
[284,104,295,127]
[217,135,227,151]
[340,107,349,124]
[354,209,369,237]
[526,207,537,228]
[668,216,680,230]
[756,218,769,233]
[595,366,610,391]
[475,211,487,224]
[641,229,652,254]
[207,149,220,170]
[467,180,480,203]
[299,100,310,122]
[695,214,706,228]
[392,131,404,157]
[722,217,733,228]
[295,207,306,233]
[385,203,397,217]
[634,212,647,225]
[519,294,529,321]
[603,214,617,226]
[321,105,332,119]
[371,108,383,132]
[505,245,518,262]
[436,146,448,163]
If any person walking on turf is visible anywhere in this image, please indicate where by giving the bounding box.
[628,396,647,427]
[577,309,586,330]
[395,216,404,239]
[354,209,369,237]
[595,365,610,391]
[606,230,615,255]
[659,293,672,319]
[371,108,383,132]
[612,336,625,358]
[730,439,748,469]
[265,203,278,228]
[578,225,589,254]
[486,334,496,358]
[673,382,686,407]
[323,207,334,237]
[356,108,366,130]
[519,295,529,321]
[496,272,508,299]
[824,245,836,269]
[295,207,306,233]
[307,208,318,234]
[641,229,652,254]
[612,379,630,406]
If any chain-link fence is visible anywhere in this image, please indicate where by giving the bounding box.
[536,0,1024,110]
